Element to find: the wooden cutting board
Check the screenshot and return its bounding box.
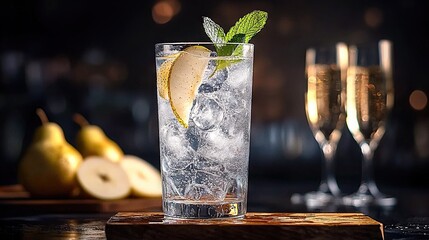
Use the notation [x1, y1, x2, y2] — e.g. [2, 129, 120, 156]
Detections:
[0, 185, 162, 215]
[105, 212, 384, 240]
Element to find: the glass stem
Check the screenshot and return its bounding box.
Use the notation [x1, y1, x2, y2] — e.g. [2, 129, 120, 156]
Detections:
[358, 142, 380, 196]
[318, 142, 341, 197]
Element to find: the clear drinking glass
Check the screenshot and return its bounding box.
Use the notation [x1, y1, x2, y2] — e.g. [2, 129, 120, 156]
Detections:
[293, 43, 348, 207]
[343, 40, 396, 207]
[155, 42, 254, 219]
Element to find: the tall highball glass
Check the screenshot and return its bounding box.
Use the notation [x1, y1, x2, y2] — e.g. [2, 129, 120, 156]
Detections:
[155, 43, 254, 219]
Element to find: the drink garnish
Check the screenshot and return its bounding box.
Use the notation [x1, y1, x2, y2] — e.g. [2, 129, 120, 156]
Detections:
[167, 46, 211, 128]
[203, 10, 268, 71]
[157, 53, 180, 100]
[157, 11, 267, 128]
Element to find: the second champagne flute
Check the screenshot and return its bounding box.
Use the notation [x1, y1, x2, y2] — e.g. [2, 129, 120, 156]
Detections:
[301, 43, 348, 207]
[343, 40, 396, 207]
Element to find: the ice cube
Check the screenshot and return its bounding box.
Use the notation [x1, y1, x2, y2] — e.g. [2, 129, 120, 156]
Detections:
[164, 168, 194, 198]
[184, 184, 212, 201]
[226, 176, 246, 199]
[183, 171, 228, 201]
[198, 128, 247, 168]
[217, 89, 247, 115]
[219, 113, 247, 137]
[185, 123, 201, 151]
[226, 61, 250, 89]
[199, 68, 228, 93]
[191, 95, 224, 131]
[160, 122, 195, 170]
[194, 156, 226, 173]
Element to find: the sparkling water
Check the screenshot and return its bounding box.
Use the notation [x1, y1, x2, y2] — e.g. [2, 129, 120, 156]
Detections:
[156, 45, 253, 219]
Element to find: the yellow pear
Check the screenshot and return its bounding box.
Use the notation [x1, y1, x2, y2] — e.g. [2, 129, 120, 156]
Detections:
[32, 121, 65, 144]
[18, 109, 83, 197]
[74, 114, 124, 163]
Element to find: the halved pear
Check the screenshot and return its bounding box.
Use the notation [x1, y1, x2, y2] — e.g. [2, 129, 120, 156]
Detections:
[157, 53, 179, 100]
[168, 46, 211, 128]
[77, 156, 131, 200]
[119, 155, 162, 198]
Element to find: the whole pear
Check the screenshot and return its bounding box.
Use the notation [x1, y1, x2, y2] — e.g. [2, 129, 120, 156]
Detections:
[74, 114, 124, 163]
[18, 109, 83, 197]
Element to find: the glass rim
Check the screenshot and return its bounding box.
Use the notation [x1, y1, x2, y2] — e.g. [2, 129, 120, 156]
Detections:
[155, 42, 254, 47]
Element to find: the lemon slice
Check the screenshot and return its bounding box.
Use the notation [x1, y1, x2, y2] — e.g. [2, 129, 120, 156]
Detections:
[168, 46, 211, 128]
[157, 53, 179, 100]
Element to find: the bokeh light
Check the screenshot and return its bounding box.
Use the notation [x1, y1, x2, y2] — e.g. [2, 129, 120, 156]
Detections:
[152, 0, 181, 24]
[277, 17, 294, 36]
[364, 7, 383, 28]
[409, 90, 428, 111]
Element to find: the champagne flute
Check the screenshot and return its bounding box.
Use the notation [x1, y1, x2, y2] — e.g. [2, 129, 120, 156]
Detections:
[294, 43, 348, 207]
[343, 40, 396, 207]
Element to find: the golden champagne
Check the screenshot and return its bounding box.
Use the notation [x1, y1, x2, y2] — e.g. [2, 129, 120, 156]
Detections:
[306, 64, 344, 140]
[346, 66, 392, 140]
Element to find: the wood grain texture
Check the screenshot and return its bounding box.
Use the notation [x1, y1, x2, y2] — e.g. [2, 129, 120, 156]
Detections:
[0, 185, 162, 215]
[105, 212, 384, 240]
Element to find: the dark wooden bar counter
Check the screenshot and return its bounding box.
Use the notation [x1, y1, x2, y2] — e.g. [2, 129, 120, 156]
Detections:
[1, 181, 428, 240]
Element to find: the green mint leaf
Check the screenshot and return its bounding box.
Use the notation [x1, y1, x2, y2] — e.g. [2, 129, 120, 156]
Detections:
[203, 11, 267, 77]
[203, 16, 226, 44]
[228, 33, 246, 43]
[208, 34, 245, 77]
[228, 34, 246, 57]
[217, 33, 245, 56]
[225, 10, 268, 43]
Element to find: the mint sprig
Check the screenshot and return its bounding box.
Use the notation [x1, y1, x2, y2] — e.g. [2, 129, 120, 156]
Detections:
[225, 10, 268, 43]
[203, 17, 226, 45]
[203, 10, 268, 72]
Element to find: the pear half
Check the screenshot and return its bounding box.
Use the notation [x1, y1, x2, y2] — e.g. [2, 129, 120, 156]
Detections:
[119, 155, 162, 198]
[77, 156, 131, 200]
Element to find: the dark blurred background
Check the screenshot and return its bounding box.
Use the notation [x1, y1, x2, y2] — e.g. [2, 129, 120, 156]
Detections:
[1, 0, 428, 193]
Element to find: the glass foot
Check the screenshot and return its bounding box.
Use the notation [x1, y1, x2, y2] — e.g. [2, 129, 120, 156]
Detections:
[374, 195, 397, 207]
[342, 192, 396, 207]
[291, 191, 340, 208]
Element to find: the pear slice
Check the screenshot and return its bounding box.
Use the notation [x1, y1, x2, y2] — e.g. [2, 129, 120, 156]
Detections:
[168, 46, 211, 128]
[77, 156, 131, 200]
[157, 53, 180, 100]
[119, 155, 162, 198]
